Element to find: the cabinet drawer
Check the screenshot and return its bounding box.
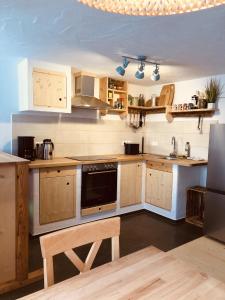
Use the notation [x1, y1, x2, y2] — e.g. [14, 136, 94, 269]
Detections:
[147, 161, 172, 173]
[81, 203, 116, 217]
[40, 167, 76, 178]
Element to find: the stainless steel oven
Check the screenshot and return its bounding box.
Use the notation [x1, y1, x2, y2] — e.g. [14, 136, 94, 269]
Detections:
[81, 162, 117, 209]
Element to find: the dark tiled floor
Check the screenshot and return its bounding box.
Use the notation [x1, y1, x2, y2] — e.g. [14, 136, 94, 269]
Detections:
[1, 210, 202, 300]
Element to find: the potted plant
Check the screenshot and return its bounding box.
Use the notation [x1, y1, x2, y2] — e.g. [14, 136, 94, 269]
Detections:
[205, 78, 223, 109]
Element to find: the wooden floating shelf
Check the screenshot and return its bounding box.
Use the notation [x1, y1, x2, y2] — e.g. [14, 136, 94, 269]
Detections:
[108, 89, 127, 94]
[128, 105, 166, 114]
[169, 108, 216, 117]
[108, 108, 127, 113]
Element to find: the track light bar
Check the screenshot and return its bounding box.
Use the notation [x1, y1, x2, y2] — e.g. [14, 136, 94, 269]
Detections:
[122, 55, 160, 66]
[116, 55, 161, 81]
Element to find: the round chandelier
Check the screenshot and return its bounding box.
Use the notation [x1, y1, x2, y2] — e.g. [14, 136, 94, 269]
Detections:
[78, 0, 225, 16]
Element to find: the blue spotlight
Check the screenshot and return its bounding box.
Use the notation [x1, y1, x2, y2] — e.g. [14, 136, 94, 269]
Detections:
[115, 57, 130, 76]
[151, 64, 160, 81]
[135, 61, 145, 80]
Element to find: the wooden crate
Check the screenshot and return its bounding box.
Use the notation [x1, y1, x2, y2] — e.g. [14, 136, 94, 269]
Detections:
[186, 186, 207, 228]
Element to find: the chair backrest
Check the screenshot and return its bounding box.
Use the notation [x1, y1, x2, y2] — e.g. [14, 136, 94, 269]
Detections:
[40, 217, 121, 288]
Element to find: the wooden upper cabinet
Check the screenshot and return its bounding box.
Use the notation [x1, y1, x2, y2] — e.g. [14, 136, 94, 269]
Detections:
[99, 77, 128, 113]
[120, 161, 142, 207]
[33, 69, 67, 109]
[39, 167, 76, 225]
[145, 167, 173, 211]
[18, 58, 72, 113]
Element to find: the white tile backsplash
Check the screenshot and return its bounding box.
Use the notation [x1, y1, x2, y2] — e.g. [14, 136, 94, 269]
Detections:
[145, 119, 217, 159]
[12, 114, 145, 157]
[12, 114, 215, 159]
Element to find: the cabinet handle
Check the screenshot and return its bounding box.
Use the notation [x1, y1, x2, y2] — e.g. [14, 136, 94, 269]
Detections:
[149, 173, 152, 176]
[99, 207, 102, 211]
[59, 98, 62, 101]
[67, 182, 70, 185]
[57, 170, 61, 173]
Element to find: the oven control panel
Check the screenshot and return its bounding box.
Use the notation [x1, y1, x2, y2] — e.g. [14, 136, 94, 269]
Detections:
[82, 162, 118, 173]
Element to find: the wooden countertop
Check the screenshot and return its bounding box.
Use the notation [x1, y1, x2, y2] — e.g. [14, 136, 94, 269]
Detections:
[28, 155, 144, 169]
[145, 154, 208, 167]
[28, 154, 207, 169]
[0, 152, 29, 164]
[19, 246, 225, 300]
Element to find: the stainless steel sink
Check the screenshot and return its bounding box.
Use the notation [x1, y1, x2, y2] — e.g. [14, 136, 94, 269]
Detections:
[164, 156, 177, 160]
[163, 155, 190, 160]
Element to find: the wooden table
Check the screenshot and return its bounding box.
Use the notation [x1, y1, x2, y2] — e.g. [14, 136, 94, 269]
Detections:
[19, 246, 225, 299]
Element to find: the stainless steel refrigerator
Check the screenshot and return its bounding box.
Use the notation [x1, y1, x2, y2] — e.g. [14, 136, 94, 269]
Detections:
[205, 124, 225, 242]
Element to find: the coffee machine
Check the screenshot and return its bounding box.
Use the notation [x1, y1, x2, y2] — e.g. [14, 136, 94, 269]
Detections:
[18, 136, 35, 160]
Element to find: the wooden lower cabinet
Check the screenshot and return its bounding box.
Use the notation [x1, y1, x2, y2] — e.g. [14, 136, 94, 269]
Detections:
[0, 165, 16, 284]
[120, 161, 142, 207]
[0, 161, 35, 295]
[145, 167, 173, 211]
[39, 168, 76, 225]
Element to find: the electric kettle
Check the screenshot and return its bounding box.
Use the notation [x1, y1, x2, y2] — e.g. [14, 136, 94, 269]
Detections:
[43, 139, 54, 160]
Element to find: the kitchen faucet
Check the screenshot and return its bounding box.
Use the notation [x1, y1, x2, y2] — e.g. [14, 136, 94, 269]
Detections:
[170, 136, 177, 157]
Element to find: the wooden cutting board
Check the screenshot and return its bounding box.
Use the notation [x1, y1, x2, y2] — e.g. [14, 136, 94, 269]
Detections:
[158, 84, 175, 106]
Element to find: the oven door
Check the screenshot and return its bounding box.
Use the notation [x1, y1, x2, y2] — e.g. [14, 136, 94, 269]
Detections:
[81, 169, 117, 208]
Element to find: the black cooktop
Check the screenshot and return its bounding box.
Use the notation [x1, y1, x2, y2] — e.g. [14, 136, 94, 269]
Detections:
[66, 155, 117, 161]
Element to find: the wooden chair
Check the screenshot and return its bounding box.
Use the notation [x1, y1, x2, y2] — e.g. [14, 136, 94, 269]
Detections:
[40, 217, 120, 288]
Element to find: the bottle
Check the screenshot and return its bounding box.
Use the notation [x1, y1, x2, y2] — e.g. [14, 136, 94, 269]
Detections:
[138, 94, 145, 106]
[185, 142, 191, 158]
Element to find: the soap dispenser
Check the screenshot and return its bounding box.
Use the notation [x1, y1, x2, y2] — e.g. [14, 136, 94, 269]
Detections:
[185, 142, 191, 158]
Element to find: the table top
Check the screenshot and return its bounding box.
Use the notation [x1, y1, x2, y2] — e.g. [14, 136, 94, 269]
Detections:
[18, 246, 225, 299]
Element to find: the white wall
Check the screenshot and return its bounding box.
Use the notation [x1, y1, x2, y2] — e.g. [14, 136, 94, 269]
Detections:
[11, 71, 225, 159]
[2, 55, 225, 159]
[143, 119, 217, 159]
[147, 74, 225, 122]
[12, 114, 145, 157]
[142, 74, 225, 158]
[128, 83, 152, 99]
[0, 57, 146, 154]
[0, 57, 20, 152]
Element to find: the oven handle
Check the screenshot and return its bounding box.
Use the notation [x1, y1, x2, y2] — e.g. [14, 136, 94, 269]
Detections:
[87, 170, 117, 175]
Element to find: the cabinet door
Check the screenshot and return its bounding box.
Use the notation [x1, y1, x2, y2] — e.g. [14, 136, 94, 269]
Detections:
[33, 69, 67, 109]
[48, 73, 67, 108]
[0, 165, 16, 284]
[120, 162, 142, 207]
[40, 174, 75, 225]
[33, 71, 49, 107]
[145, 168, 160, 205]
[161, 171, 173, 210]
[145, 168, 172, 211]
